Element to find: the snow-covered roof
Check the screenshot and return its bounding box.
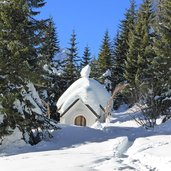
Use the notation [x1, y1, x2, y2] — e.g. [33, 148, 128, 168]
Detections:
[57, 65, 111, 116]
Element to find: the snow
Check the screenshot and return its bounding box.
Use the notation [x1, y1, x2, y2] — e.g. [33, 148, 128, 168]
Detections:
[0, 102, 4, 123]
[21, 82, 44, 115]
[154, 95, 160, 100]
[1, 105, 171, 171]
[43, 64, 60, 75]
[0, 128, 27, 153]
[57, 65, 111, 115]
[55, 48, 69, 61]
[1, 82, 45, 125]
[80, 65, 91, 78]
[103, 69, 112, 92]
[102, 69, 111, 77]
[125, 135, 171, 171]
[0, 1, 8, 4]
[0, 115, 3, 123]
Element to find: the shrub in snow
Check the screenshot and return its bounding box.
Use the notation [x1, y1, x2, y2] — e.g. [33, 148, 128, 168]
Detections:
[130, 98, 171, 129]
[135, 104, 158, 128]
[129, 81, 171, 128]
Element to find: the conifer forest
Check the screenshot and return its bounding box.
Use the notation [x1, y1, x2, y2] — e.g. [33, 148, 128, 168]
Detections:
[0, 0, 171, 145]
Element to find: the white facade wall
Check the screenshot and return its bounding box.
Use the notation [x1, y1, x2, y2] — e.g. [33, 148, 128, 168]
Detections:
[60, 100, 98, 127]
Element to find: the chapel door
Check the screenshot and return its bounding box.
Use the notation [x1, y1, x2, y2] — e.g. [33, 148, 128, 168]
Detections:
[74, 115, 86, 126]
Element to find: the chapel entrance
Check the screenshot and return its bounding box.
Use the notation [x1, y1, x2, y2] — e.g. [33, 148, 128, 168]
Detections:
[74, 115, 86, 126]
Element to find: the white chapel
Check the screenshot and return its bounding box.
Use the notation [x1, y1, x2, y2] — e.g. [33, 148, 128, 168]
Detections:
[56, 65, 111, 127]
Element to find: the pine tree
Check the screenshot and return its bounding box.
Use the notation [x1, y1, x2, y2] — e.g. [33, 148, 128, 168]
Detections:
[98, 30, 112, 74]
[81, 45, 91, 68]
[63, 30, 79, 87]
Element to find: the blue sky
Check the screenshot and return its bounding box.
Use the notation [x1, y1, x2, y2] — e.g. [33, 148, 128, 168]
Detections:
[39, 0, 143, 57]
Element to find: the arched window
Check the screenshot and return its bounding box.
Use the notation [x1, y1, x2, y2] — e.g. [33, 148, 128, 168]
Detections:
[74, 115, 86, 126]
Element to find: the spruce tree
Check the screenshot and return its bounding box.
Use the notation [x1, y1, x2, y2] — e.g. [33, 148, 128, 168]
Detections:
[113, 0, 136, 87]
[136, 0, 155, 84]
[0, 0, 57, 144]
[90, 56, 101, 80]
[63, 30, 79, 87]
[151, 0, 171, 117]
[153, 0, 171, 86]
[42, 17, 60, 62]
[112, 33, 123, 87]
[81, 45, 91, 68]
[124, 0, 155, 100]
[39, 17, 61, 121]
[98, 30, 112, 74]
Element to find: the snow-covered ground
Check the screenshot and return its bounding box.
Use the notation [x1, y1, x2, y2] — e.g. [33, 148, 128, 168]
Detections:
[0, 106, 171, 171]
